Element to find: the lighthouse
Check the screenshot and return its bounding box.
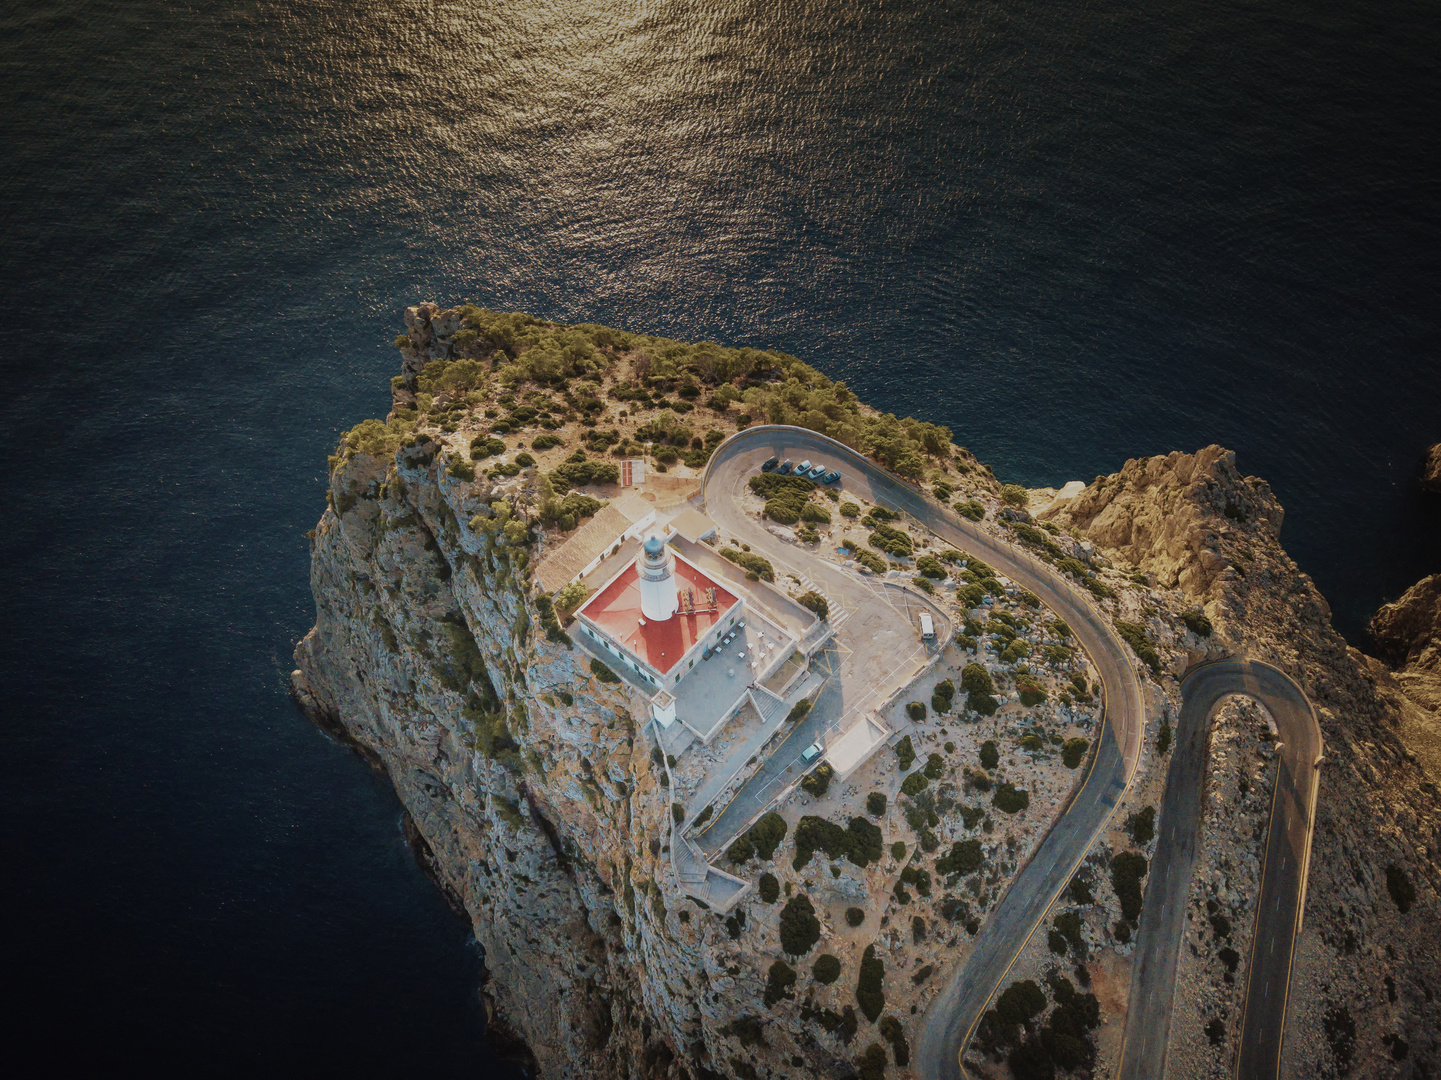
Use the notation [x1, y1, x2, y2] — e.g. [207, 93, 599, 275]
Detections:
[637, 535, 679, 621]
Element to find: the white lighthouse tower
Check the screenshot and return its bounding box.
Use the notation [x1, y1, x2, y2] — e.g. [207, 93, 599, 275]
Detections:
[638, 535, 679, 621]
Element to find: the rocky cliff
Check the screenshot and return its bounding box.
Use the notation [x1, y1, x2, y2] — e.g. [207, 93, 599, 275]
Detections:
[1044, 448, 1441, 1076]
[295, 305, 1440, 1079]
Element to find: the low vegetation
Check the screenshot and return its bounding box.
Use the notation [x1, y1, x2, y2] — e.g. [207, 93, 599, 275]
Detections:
[719, 546, 775, 582]
[793, 815, 884, 870]
[1114, 619, 1162, 674]
[779, 894, 822, 955]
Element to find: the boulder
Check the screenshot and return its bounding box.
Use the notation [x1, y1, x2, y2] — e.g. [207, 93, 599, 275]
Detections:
[1422, 443, 1441, 494]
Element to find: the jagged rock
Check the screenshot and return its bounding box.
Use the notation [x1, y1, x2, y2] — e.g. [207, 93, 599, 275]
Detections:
[1371, 574, 1441, 674]
[1423, 443, 1441, 494]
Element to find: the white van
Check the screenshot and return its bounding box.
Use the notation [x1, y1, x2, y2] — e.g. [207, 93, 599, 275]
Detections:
[919, 613, 935, 640]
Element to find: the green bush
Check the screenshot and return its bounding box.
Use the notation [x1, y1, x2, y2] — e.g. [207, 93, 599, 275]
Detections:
[590, 658, 621, 684]
[779, 895, 822, 955]
[726, 833, 754, 864]
[890, 840, 906, 860]
[813, 954, 842, 985]
[800, 762, 833, 797]
[800, 502, 831, 524]
[992, 782, 1030, 814]
[880, 1013, 911, 1066]
[554, 580, 589, 612]
[869, 522, 914, 558]
[956, 499, 986, 522]
[745, 812, 789, 861]
[787, 696, 813, 722]
[1051, 618, 1071, 638]
[1000, 484, 1028, 507]
[846, 906, 866, 927]
[856, 945, 886, 1022]
[1018, 734, 1044, 752]
[793, 815, 884, 869]
[764, 960, 797, 1007]
[923, 753, 945, 780]
[531, 433, 564, 450]
[1111, 851, 1149, 924]
[962, 663, 995, 696]
[717, 547, 774, 583]
[906, 701, 927, 722]
[1127, 805, 1156, 846]
[1182, 610, 1213, 637]
[900, 771, 929, 797]
[866, 792, 887, 817]
[1016, 675, 1047, 706]
[956, 583, 985, 608]
[1061, 738, 1089, 769]
[854, 549, 887, 574]
[1114, 620, 1161, 674]
[1045, 643, 1074, 664]
[1069, 875, 1094, 904]
[840, 501, 861, 518]
[979, 740, 1000, 770]
[470, 435, 508, 459]
[912, 575, 936, 594]
[758, 872, 780, 903]
[1386, 864, 1416, 914]
[1054, 911, 1084, 954]
[514, 451, 535, 467]
[935, 839, 983, 876]
[895, 735, 916, 771]
[857, 1043, 888, 1080]
[797, 591, 829, 621]
[549, 455, 620, 490]
[916, 554, 947, 579]
[1157, 719, 1172, 754]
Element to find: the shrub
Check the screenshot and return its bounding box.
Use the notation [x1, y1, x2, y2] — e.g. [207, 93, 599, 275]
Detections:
[923, 753, 945, 780]
[1051, 617, 1071, 638]
[764, 960, 797, 1007]
[1182, 610, 1213, 637]
[1069, 875, 1094, 904]
[916, 554, 947, 579]
[1046, 644, 1074, 664]
[1016, 676, 1047, 706]
[1127, 805, 1156, 846]
[912, 575, 936, 594]
[1054, 911, 1084, 954]
[470, 435, 508, 459]
[856, 945, 886, 1022]
[758, 872, 780, 903]
[590, 658, 621, 684]
[866, 792, 887, 817]
[550, 456, 620, 490]
[779, 895, 822, 955]
[936, 839, 983, 876]
[846, 906, 866, 927]
[895, 735, 916, 771]
[1000, 484, 1028, 507]
[746, 812, 789, 861]
[793, 815, 884, 869]
[979, 740, 1000, 770]
[1114, 620, 1161, 674]
[880, 1014, 911, 1066]
[1386, 864, 1416, 913]
[800, 502, 831, 524]
[514, 451, 535, 467]
[726, 834, 754, 864]
[787, 696, 813, 722]
[869, 522, 914, 557]
[956, 499, 986, 521]
[854, 549, 887, 574]
[1061, 738, 1089, 769]
[962, 663, 995, 697]
[891, 840, 906, 860]
[968, 770, 993, 793]
[1018, 734, 1044, 753]
[1111, 851, 1149, 924]
[813, 954, 842, 985]
[906, 701, 927, 722]
[912, 964, 934, 985]
[797, 591, 829, 621]
[531, 433, 564, 450]
[900, 771, 929, 797]
[718, 547, 775, 582]
[992, 782, 1030, 814]
[800, 762, 833, 797]
[839, 501, 860, 518]
[857, 1043, 888, 1080]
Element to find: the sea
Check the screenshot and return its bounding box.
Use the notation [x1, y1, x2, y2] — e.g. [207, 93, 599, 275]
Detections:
[1, 0, 1437, 1072]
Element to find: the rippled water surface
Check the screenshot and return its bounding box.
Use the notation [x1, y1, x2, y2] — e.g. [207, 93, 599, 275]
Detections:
[2, 0, 1437, 1069]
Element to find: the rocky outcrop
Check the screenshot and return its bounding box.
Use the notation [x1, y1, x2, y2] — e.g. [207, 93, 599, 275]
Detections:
[1422, 443, 1441, 494]
[1372, 574, 1441, 676]
[1038, 445, 1283, 601]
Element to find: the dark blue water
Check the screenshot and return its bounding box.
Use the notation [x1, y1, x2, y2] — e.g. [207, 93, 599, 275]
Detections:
[2, 0, 1437, 1069]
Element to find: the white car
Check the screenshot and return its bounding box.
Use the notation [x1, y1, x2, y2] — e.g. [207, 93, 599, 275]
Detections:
[801, 740, 824, 762]
[797, 459, 813, 474]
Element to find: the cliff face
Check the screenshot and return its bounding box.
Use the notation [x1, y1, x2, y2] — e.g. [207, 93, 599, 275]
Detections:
[293, 443, 694, 1080]
[1045, 450, 1441, 1076]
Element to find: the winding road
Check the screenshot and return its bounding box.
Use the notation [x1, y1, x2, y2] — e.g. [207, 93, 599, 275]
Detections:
[700, 426, 1321, 1080]
[1119, 659, 1322, 1080]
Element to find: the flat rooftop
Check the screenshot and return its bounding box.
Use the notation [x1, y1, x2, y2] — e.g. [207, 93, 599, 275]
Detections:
[579, 552, 739, 675]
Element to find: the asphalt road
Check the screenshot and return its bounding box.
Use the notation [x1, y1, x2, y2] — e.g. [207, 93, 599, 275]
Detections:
[699, 426, 1148, 1080]
[1118, 659, 1322, 1080]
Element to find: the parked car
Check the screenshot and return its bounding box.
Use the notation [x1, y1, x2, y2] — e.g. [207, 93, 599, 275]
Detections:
[760, 457, 779, 472]
[797, 460, 813, 474]
[822, 470, 841, 484]
[777, 460, 794, 474]
[806, 464, 827, 479]
[801, 740, 824, 762]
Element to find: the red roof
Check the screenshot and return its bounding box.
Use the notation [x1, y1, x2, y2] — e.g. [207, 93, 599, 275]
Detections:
[580, 554, 738, 675]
